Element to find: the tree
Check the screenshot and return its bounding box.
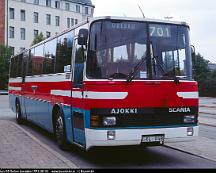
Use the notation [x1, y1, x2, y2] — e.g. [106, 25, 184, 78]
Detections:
[32, 32, 45, 46]
[192, 53, 216, 97]
[0, 45, 12, 89]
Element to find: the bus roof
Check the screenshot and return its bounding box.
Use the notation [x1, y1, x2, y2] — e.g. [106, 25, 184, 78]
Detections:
[12, 16, 189, 57]
[89, 16, 189, 27]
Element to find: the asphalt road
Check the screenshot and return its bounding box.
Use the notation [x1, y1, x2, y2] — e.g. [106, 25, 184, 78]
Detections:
[1, 95, 216, 168]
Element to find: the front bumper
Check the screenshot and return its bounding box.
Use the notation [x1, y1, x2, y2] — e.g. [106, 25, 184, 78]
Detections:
[85, 126, 199, 150]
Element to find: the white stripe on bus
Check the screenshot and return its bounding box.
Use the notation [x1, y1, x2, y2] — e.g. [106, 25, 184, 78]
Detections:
[51, 90, 128, 100]
[8, 86, 22, 91]
[177, 92, 199, 99]
[9, 74, 70, 83]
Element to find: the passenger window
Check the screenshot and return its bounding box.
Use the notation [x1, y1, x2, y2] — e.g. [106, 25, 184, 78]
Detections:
[55, 32, 73, 73]
[10, 56, 17, 78]
[43, 38, 56, 74]
[32, 44, 44, 75]
[17, 54, 23, 77]
[10, 55, 23, 78]
[27, 49, 33, 76]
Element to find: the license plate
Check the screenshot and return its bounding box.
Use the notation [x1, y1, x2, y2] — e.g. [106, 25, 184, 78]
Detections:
[142, 134, 164, 143]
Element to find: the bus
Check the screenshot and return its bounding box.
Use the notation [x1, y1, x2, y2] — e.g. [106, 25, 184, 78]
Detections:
[8, 16, 199, 150]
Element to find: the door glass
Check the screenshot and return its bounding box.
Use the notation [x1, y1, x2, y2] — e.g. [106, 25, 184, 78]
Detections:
[74, 40, 84, 87]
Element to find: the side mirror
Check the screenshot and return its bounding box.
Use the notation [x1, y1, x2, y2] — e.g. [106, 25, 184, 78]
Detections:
[78, 29, 88, 46]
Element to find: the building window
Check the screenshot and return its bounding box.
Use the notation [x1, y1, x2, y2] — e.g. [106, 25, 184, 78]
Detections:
[67, 18, 74, 28]
[55, 16, 60, 26]
[67, 18, 70, 28]
[20, 47, 25, 52]
[46, 0, 51, 7]
[85, 7, 88, 15]
[71, 18, 74, 26]
[20, 10, 25, 21]
[9, 47, 15, 55]
[75, 19, 78, 25]
[20, 28, 26, 40]
[46, 31, 51, 38]
[9, 8, 15, 19]
[33, 12, 39, 23]
[76, 5, 80, 13]
[34, 0, 39, 5]
[91, 8, 94, 16]
[55, 1, 60, 9]
[46, 14, 51, 25]
[9, 26, 15, 38]
[65, 3, 70, 11]
[34, 29, 39, 38]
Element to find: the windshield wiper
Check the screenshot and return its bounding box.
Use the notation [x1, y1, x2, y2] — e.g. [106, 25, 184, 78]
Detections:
[153, 56, 166, 74]
[126, 56, 147, 83]
[155, 58, 180, 84]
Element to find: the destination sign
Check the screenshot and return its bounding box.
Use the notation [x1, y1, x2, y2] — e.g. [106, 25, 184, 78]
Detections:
[111, 23, 136, 30]
[149, 24, 171, 38]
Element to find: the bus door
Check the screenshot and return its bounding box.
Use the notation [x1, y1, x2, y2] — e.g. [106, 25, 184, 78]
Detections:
[71, 38, 86, 147]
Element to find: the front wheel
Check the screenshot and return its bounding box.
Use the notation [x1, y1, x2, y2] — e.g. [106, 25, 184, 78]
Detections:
[55, 109, 68, 150]
[15, 101, 24, 124]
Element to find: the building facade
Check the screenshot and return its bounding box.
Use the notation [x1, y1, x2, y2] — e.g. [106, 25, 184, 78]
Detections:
[0, 0, 94, 55]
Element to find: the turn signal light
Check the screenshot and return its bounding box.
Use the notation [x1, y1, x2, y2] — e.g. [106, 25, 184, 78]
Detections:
[91, 115, 99, 127]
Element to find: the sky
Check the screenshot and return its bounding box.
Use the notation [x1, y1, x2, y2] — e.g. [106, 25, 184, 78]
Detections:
[91, 0, 216, 63]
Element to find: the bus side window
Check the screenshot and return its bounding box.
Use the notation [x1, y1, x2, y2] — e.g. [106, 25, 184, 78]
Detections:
[10, 57, 17, 78]
[32, 44, 45, 76]
[17, 54, 23, 77]
[43, 38, 56, 74]
[21, 52, 28, 83]
[55, 32, 73, 73]
[73, 40, 84, 87]
[27, 49, 33, 76]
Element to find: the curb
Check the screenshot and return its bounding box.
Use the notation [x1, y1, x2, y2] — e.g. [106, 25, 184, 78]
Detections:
[13, 121, 78, 169]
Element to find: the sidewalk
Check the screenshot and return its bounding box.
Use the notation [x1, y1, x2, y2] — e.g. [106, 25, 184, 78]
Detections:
[0, 120, 77, 169]
[165, 99, 216, 163]
[165, 137, 216, 162]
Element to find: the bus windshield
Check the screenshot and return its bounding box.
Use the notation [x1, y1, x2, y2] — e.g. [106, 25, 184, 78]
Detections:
[87, 20, 192, 80]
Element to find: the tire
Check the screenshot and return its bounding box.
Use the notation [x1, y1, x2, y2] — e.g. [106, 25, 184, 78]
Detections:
[55, 109, 68, 150]
[15, 101, 24, 124]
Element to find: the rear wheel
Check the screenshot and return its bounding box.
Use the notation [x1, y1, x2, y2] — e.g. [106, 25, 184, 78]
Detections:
[15, 101, 24, 124]
[55, 109, 68, 150]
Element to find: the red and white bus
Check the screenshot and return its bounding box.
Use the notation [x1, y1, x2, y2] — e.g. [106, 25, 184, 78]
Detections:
[8, 16, 199, 150]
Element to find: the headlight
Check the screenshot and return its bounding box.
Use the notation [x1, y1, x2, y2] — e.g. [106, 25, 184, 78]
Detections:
[103, 117, 116, 126]
[184, 115, 196, 123]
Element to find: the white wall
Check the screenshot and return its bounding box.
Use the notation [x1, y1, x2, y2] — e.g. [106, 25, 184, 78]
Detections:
[7, 0, 94, 55]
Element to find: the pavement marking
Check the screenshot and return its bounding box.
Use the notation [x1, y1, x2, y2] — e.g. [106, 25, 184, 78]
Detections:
[12, 121, 78, 169]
